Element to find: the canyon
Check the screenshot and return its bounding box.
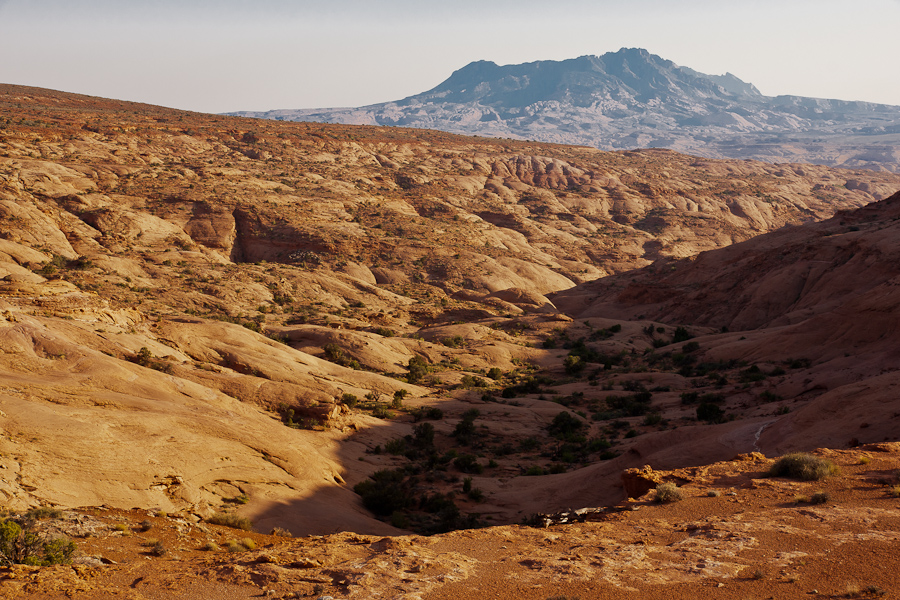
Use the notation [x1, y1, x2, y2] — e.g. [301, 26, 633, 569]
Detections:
[0, 83, 898, 598]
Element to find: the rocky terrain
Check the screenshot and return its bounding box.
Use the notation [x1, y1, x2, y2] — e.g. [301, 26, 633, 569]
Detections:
[0, 83, 898, 598]
[233, 48, 900, 173]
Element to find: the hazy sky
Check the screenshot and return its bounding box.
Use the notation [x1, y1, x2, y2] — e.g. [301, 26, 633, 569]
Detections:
[1, 0, 898, 114]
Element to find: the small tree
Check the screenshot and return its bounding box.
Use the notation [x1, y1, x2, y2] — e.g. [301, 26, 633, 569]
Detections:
[407, 356, 428, 384]
[0, 519, 76, 566]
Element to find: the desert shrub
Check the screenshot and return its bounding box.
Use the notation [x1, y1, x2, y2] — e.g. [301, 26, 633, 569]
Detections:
[24, 507, 62, 521]
[788, 358, 811, 369]
[340, 393, 358, 408]
[467, 487, 485, 502]
[768, 453, 839, 481]
[384, 438, 407, 455]
[697, 402, 725, 423]
[758, 390, 781, 403]
[680, 391, 699, 405]
[809, 491, 830, 504]
[563, 354, 585, 375]
[149, 540, 167, 556]
[587, 438, 612, 453]
[135, 347, 153, 367]
[673, 327, 692, 343]
[0, 519, 76, 566]
[453, 454, 483, 474]
[138, 520, 153, 532]
[206, 513, 253, 531]
[501, 376, 552, 398]
[354, 469, 411, 516]
[412, 422, 435, 448]
[486, 367, 503, 381]
[605, 391, 652, 417]
[391, 389, 408, 409]
[224, 493, 250, 505]
[201, 542, 221, 551]
[548, 411, 585, 439]
[442, 335, 466, 348]
[323, 343, 347, 365]
[452, 409, 480, 444]
[740, 365, 767, 382]
[371, 405, 394, 419]
[520, 437, 540, 451]
[410, 406, 443, 421]
[242, 320, 262, 333]
[643, 413, 663, 426]
[654, 482, 683, 503]
[240, 537, 256, 550]
[372, 327, 394, 337]
[459, 375, 488, 389]
[406, 356, 428, 383]
[270, 527, 292, 537]
[524, 466, 545, 476]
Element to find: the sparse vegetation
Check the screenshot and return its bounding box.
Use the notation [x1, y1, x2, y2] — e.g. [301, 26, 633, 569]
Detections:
[653, 482, 683, 503]
[206, 512, 253, 531]
[0, 517, 76, 566]
[768, 453, 839, 481]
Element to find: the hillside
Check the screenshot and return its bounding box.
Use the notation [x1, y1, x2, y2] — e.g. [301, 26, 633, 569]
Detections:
[233, 48, 900, 173]
[0, 83, 899, 598]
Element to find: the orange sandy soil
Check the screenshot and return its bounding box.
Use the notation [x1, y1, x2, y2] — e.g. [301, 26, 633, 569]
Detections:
[3, 445, 897, 600]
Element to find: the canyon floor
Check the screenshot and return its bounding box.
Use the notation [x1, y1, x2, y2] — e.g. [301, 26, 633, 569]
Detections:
[0, 84, 898, 598]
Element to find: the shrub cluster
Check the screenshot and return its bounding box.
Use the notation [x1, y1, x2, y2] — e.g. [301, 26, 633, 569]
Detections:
[0, 518, 76, 567]
[768, 453, 839, 481]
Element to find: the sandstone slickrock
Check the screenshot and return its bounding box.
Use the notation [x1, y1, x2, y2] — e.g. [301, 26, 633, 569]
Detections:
[0, 85, 898, 596]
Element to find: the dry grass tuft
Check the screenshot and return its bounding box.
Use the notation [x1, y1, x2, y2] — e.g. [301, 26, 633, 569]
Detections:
[768, 453, 839, 481]
[654, 482, 683, 503]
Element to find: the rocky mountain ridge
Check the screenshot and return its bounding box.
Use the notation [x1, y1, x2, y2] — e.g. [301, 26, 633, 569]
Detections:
[232, 48, 900, 172]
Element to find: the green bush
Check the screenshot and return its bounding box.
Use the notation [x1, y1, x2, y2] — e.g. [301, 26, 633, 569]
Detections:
[354, 469, 411, 516]
[563, 354, 585, 375]
[768, 453, 839, 481]
[548, 411, 585, 439]
[0, 519, 76, 566]
[406, 356, 428, 383]
[697, 402, 724, 423]
[452, 409, 480, 445]
[453, 454, 483, 474]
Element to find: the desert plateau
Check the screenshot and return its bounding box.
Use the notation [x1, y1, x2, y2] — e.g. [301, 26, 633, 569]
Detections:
[0, 83, 898, 599]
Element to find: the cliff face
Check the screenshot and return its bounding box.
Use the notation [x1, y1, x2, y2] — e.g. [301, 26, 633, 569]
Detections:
[231, 48, 900, 172]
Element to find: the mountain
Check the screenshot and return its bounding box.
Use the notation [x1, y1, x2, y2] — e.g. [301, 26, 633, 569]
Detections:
[231, 48, 900, 172]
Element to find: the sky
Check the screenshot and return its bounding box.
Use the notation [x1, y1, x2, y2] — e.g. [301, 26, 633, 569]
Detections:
[0, 0, 898, 114]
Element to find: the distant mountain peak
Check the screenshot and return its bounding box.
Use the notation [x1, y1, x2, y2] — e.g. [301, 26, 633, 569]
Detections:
[229, 49, 900, 172]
